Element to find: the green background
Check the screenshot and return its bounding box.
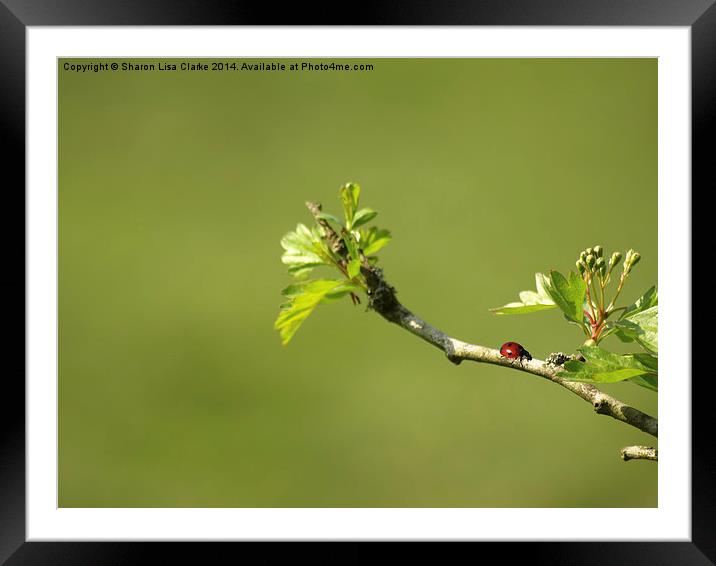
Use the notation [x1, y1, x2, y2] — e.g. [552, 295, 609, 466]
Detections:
[59, 58, 657, 507]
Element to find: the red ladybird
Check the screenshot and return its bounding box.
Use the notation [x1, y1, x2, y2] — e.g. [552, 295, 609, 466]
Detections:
[500, 342, 532, 362]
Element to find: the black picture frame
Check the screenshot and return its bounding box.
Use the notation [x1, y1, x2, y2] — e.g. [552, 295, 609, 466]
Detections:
[2, 1, 706, 564]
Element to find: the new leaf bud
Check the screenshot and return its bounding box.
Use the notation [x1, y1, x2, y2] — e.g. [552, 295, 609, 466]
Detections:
[593, 245, 603, 258]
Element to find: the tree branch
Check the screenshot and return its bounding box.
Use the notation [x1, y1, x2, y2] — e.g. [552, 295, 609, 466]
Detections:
[362, 265, 659, 439]
[621, 446, 658, 461]
[303, 200, 658, 444]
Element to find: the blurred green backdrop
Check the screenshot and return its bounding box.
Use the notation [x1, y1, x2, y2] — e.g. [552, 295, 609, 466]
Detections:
[59, 58, 657, 507]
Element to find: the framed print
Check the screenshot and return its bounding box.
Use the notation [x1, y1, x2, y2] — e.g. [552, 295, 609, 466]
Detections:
[3, 1, 709, 564]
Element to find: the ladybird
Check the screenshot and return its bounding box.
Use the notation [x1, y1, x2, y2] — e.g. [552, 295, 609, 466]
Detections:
[500, 342, 532, 362]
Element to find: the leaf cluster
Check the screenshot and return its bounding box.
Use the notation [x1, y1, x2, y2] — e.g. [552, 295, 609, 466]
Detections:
[275, 183, 391, 344]
[561, 345, 658, 392]
[490, 270, 587, 325]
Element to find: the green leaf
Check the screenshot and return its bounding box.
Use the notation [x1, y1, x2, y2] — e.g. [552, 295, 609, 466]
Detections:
[609, 287, 658, 342]
[489, 273, 557, 315]
[518, 290, 543, 303]
[570, 367, 648, 382]
[340, 183, 361, 227]
[360, 227, 391, 256]
[343, 231, 360, 260]
[274, 279, 359, 345]
[280, 223, 332, 278]
[347, 258, 361, 278]
[490, 302, 557, 315]
[622, 286, 658, 318]
[280, 283, 307, 298]
[547, 270, 587, 323]
[561, 345, 655, 386]
[351, 208, 377, 229]
[613, 306, 658, 353]
[324, 283, 362, 301]
[535, 272, 552, 298]
[287, 263, 324, 279]
[626, 306, 658, 353]
[633, 352, 658, 371]
[629, 374, 658, 392]
[611, 319, 640, 343]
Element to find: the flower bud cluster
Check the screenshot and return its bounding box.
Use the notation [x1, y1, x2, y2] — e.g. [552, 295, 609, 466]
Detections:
[571, 245, 644, 344]
[577, 246, 639, 282]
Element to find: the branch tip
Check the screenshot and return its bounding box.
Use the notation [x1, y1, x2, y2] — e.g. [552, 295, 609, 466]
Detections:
[620, 446, 658, 462]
